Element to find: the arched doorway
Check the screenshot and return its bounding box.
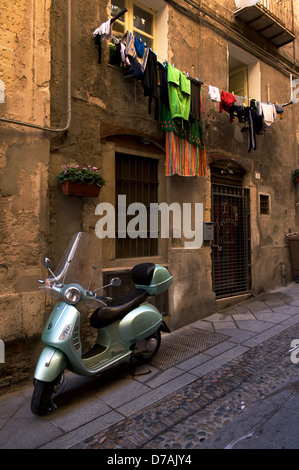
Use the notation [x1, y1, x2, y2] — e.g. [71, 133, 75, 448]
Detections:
[210, 160, 251, 299]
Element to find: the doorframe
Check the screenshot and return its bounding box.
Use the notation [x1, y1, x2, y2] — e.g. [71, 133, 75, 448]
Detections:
[210, 160, 251, 299]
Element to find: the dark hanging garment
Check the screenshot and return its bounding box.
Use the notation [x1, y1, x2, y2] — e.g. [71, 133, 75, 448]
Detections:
[94, 34, 102, 64]
[187, 77, 204, 146]
[188, 78, 203, 122]
[245, 108, 256, 152]
[123, 56, 144, 79]
[158, 62, 170, 109]
[141, 50, 159, 119]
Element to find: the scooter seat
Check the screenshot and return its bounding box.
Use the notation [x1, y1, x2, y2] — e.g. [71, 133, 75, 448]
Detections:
[90, 288, 149, 329]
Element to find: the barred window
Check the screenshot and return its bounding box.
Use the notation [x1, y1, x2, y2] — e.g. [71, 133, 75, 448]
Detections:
[115, 153, 159, 258]
[260, 194, 270, 215]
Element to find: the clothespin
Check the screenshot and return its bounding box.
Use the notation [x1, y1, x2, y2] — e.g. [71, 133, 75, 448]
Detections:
[172, 63, 174, 68]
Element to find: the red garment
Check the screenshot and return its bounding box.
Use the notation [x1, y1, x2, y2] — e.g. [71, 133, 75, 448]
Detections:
[219, 91, 236, 113]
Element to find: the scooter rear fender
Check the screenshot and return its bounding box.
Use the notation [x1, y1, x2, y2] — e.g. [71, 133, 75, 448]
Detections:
[34, 346, 67, 382]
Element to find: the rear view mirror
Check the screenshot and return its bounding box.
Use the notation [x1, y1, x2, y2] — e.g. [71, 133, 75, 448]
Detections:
[43, 257, 51, 269]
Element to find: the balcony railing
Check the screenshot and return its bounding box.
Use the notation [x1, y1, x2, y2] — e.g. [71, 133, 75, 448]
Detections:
[234, 0, 295, 47]
[259, 0, 294, 32]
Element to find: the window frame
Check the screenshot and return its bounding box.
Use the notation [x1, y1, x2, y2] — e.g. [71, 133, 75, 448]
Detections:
[111, 0, 156, 50]
[228, 43, 261, 104]
[259, 193, 271, 216]
[115, 152, 159, 259]
[100, 142, 167, 269]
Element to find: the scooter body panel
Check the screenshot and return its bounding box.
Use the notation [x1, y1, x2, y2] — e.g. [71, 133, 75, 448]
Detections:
[34, 346, 68, 382]
[73, 304, 162, 376]
[119, 302, 162, 342]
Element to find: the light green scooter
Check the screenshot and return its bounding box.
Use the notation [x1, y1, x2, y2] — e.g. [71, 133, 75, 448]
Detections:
[31, 232, 172, 415]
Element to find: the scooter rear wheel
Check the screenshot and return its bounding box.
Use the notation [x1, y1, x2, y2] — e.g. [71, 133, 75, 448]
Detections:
[138, 329, 161, 361]
[31, 379, 58, 416]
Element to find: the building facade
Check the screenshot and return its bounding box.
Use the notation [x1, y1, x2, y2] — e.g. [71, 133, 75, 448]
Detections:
[0, 0, 298, 391]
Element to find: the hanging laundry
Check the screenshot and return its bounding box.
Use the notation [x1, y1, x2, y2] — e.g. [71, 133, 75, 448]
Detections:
[246, 108, 256, 152]
[141, 49, 159, 119]
[93, 20, 112, 38]
[259, 102, 277, 127]
[275, 103, 284, 119]
[160, 102, 205, 149]
[219, 91, 237, 119]
[93, 20, 112, 64]
[165, 131, 207, 177]
[234, 94, 244, 106]
[208, 86, 221, 102]
[188, 77, 204, 145]
[250, 100, 263, 135]
[158, 62, 170, 109]
[168, 65, 191, 121]
[189, 77, 203, 122]
[122, 31, 149, 75]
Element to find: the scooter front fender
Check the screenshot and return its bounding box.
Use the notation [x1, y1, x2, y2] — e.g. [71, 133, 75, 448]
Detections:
[34, 346, 67, 382]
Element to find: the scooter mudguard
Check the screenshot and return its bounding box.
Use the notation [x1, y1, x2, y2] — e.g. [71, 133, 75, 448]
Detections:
[34, 346, 67, 382]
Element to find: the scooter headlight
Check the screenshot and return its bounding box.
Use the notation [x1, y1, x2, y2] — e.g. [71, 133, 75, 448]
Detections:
[63, 286, 81, 304]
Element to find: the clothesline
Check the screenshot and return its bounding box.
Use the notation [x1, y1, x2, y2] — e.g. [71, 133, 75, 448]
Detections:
[155, 60, 284, 116]
[93, 20, 285, 172]
[93, 14, 286, 111]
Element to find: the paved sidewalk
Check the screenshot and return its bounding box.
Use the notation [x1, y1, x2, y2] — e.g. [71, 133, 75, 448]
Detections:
[0, 282, 299, 449]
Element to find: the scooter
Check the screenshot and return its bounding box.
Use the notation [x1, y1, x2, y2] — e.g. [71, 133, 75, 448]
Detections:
[31, 232, 172, 415]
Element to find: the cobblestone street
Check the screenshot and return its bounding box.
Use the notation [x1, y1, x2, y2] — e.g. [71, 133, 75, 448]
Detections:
[78, 321, 299, 450]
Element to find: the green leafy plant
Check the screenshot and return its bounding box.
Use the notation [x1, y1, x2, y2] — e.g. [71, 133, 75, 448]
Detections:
[56, 165, 106, 187]
[292, 168, 299, 179]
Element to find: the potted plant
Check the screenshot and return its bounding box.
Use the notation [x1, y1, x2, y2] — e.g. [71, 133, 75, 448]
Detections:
[292, 168, 299, 183]
[56, 164, 106, 196]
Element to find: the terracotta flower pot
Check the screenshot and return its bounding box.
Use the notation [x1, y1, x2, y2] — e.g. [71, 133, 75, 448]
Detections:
[61, 181, 101, 197]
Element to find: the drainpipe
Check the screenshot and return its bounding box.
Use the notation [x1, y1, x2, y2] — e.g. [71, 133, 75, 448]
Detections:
[0, 0, 71, 133]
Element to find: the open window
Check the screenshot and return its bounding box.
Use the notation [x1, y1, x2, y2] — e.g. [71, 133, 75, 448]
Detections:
[110, 0, 168, 63]
[111, 0, 155, 48]
[228, 43, 261, 105]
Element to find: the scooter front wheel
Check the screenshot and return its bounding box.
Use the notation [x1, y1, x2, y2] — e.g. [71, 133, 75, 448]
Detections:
[31, 378, 60, 416]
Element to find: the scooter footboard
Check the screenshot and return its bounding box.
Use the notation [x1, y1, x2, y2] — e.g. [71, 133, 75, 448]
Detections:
[34, 346, 67, 382]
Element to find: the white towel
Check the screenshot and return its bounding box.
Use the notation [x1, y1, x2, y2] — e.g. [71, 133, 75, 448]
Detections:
[93, 20, 111, 38]
[260, 103, 276, 126]
[208, 86, 221, 102]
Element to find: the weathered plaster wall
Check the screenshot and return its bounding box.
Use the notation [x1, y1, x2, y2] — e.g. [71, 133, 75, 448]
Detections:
[0, 0, 51, 390]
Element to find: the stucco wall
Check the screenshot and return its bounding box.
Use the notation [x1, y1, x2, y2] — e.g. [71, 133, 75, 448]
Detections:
[0, 0, 51, 389]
